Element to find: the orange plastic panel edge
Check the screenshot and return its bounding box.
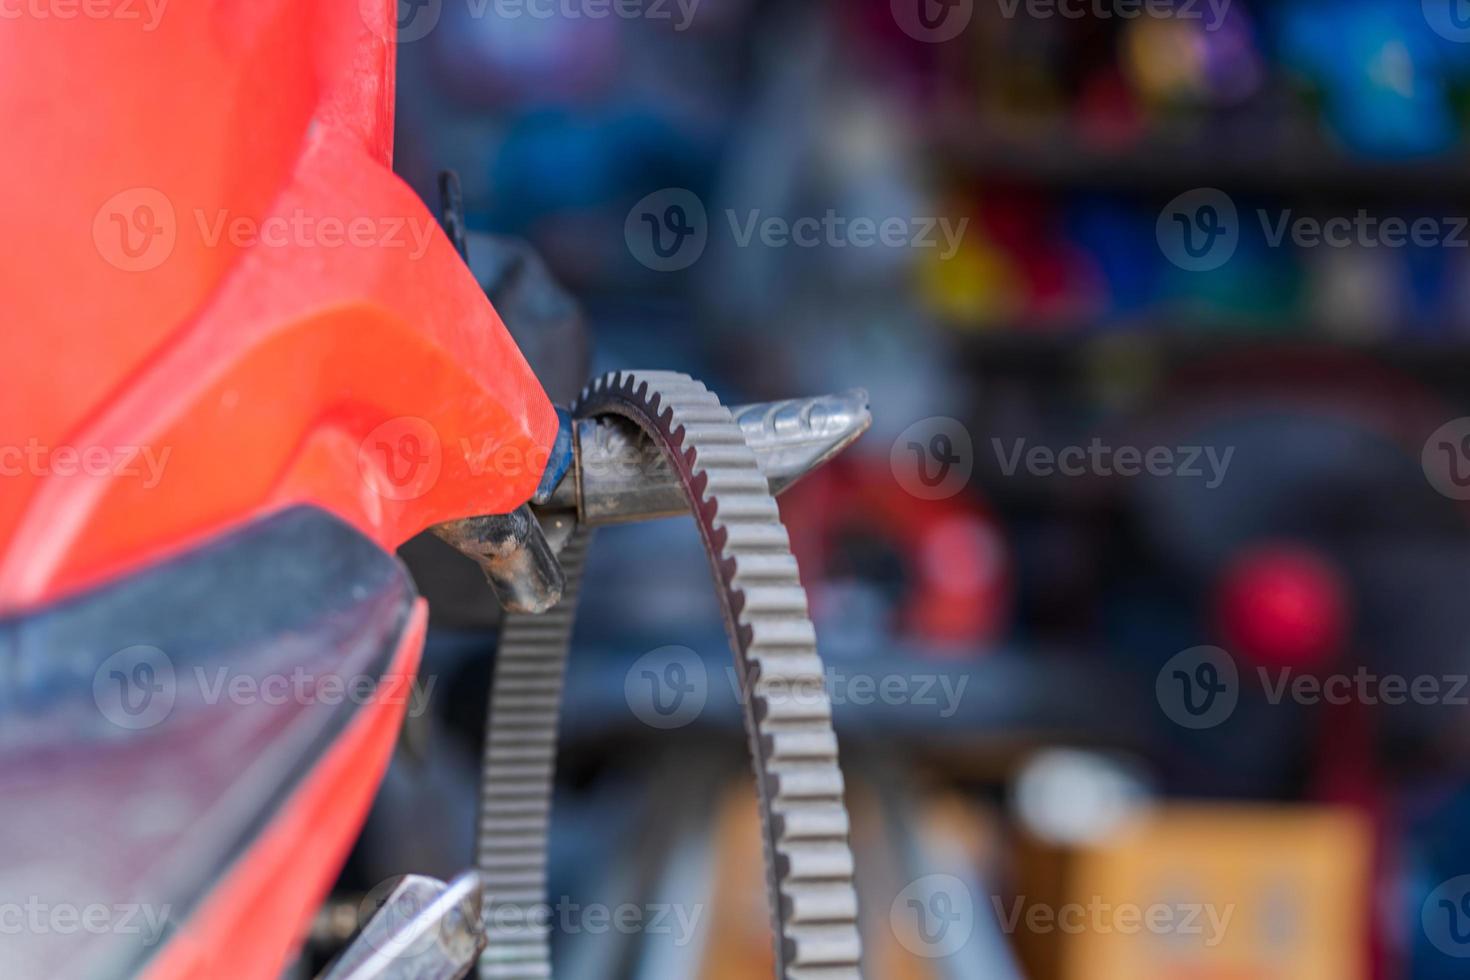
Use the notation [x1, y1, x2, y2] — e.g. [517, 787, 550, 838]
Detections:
[138, 599, 430, 980]
[0, 0, 557, 611]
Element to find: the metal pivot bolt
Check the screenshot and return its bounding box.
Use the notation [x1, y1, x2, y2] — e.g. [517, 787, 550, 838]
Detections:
[431, 507, 566, 615]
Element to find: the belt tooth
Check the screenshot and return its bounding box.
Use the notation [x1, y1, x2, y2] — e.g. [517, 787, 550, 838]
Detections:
[482, 763, 554, 781]
[771, 802, 851, 840]
[478, 832, 548, 851]
[755, 690, 833, 725]
[477, 869, 544, 889]
[748, 651, 825, 678]
[493, 676, 566, 693]
[479, 797, 551, 815]
[479, 962, 552, 979]
[485, 710, 560, 729]
[720, 521, 793, 552]
[485, 746, 556, 764]
[755, 677, 830, 712]
[766, 762, 846, 800]
[677, 423, 749, 445]
[739, 585, 810, 615]
[701, 470, 771, 496]
[713, 494, 782, 522]
[486, 693, 561, 710]
[731, 552, 802, 581]
[782, 881, 860, 923]
[480, 816, 548, 833]
[775, 841, 855, 880]
[690, 444, 757, 468]
[782, 923, 864, 968]
[763, 729, 839, 760]
[745, 617, 817, 648]
[673, 405, 734, 422]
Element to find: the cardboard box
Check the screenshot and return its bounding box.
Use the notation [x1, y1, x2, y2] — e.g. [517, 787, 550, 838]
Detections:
[1011, 805, 1371, 980]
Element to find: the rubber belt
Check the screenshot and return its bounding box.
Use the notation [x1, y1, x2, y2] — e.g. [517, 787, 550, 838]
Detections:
[476, 370, 863, 979]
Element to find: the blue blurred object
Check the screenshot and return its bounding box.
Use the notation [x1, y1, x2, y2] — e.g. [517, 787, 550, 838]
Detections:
[1403, 236, 1457, 336]
[1067, 197, 1161, 320]
[1154, 216, 1301, 327]
[1276, 0, 1459, 156]
[1403, 785, 1470, 978]
[430, 0, 622, 105]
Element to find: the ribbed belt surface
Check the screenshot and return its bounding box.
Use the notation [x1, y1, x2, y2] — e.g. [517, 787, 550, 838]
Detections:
[477, 371, 862, 979]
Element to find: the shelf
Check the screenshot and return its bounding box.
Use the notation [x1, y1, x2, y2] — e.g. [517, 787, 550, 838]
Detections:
[933, 124, 1470, 199]
[950, 324, 1470, 372]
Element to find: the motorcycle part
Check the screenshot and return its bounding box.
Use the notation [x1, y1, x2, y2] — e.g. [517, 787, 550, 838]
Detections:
[318, 872, 486, 980]
[439, 391, 869, 620]
[554, 390, 872, 524]
[1, 5, 556, 978]
[0, 506, 426, 980]
[432, 509, 567, 615]
[0, 1, 558, 611]
[477, 372, 865, 979]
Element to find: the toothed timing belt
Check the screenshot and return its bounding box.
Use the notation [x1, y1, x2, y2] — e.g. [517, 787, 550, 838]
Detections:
[475, 370, 863, 980]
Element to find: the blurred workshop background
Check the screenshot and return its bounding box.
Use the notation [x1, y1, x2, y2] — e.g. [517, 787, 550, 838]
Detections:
[312, 1, 1470, 977]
